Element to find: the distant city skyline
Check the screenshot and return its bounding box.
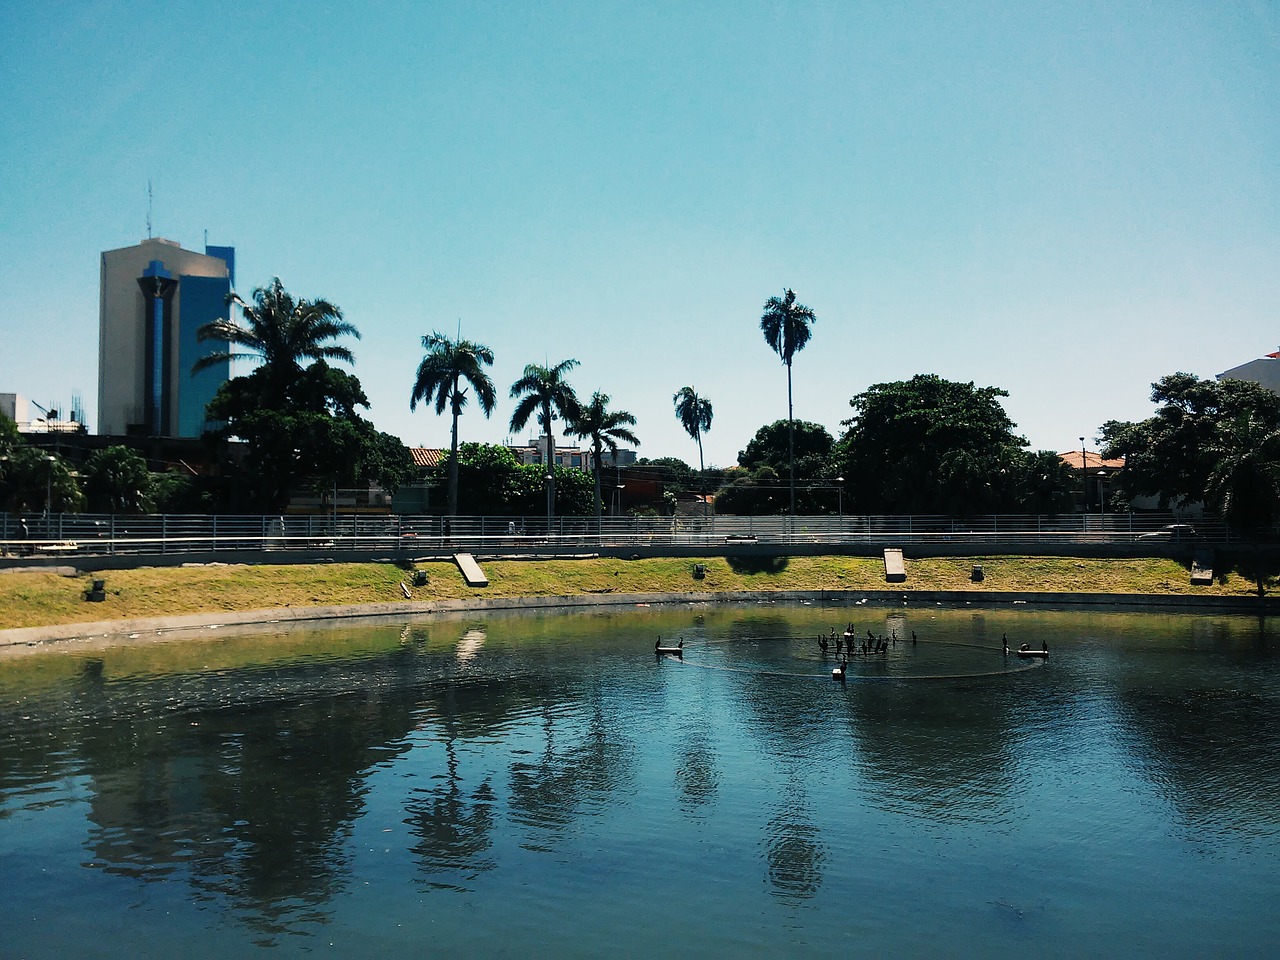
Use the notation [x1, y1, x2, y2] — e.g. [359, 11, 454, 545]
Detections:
[1, 2, 1276, 467]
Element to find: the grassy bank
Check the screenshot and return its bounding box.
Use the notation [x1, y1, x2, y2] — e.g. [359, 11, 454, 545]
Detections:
[0, 554, 1258, 631]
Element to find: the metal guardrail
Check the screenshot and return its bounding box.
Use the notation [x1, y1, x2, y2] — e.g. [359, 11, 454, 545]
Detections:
[0, 512, 1231, 558]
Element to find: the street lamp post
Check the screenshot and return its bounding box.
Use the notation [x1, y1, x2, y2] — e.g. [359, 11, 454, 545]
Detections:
[836, 476, 844, 522]
[1079, 437, 1087, 511]
[545, 473, 554, 532]
[44, 455, 56, 517]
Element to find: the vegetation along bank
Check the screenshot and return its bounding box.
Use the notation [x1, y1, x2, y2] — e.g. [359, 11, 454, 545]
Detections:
[0, 555, 1270, 636]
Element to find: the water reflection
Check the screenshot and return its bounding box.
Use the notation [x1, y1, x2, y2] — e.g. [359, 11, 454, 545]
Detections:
[1102, 625, 1280, 840]
[763, 803, 825, 905]
[508, 695, 633, 849]
[674, 728, 718, 812]
[79, 671, 419, 933]
[842, 678, 1023, 825]
[405, 739, 497, 891]
[2, 605, 1280, 955]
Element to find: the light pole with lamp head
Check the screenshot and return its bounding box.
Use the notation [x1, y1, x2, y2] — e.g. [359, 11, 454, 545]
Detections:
[44, 455, 56, 517]
[545, 473, 554, 532]
[1079, 437, 1087, 511]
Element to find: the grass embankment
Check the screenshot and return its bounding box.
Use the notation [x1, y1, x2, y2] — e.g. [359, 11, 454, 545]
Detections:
[0, 554, 1254, 632]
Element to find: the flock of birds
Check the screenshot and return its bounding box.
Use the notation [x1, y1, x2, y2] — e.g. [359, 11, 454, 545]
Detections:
[657, 623, 1047, 679]
[824, 625, 916, 681]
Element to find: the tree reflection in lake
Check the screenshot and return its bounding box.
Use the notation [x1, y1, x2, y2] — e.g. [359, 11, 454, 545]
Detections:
[1100, 617, 1280, 841]
[78, 656, 422, 936]
[507, 692, 633, 850]
[4, 604, 1280, 958]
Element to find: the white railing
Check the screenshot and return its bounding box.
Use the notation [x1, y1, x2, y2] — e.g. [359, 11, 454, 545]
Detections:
[0, 512, 1231, 558]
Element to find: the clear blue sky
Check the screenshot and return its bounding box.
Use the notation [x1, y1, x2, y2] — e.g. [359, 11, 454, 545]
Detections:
[2, 1, 1276, 468]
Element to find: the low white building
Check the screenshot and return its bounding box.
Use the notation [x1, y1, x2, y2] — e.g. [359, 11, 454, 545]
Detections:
[1217, 349, 1280, 393]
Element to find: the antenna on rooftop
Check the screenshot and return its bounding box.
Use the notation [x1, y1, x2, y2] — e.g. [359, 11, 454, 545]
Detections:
[146, 180, 153, 239]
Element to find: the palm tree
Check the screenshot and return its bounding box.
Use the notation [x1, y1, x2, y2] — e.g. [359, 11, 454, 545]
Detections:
[760, 288, 817, 516]
[509, 360, 581, 524]
[410, 332, 497, 517]
[194, 277, 360, 405]
[568, 391, 640, 523]
[674, 386, 713, 514]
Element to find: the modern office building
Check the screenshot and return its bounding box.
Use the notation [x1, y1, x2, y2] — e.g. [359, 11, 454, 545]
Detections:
[98, 238, 235, 438]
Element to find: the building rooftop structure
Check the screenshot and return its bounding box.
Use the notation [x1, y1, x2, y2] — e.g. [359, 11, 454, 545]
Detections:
[1217, 348, 1280, 394]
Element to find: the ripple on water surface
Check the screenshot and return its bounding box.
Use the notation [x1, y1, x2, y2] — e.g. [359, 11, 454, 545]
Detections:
[2, 604, 1280, 958]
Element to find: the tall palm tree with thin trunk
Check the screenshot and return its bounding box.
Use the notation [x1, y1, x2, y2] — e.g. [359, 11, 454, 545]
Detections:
[510, 360, 580, 524]
[760, 288, 817, 516]
[568, 391, 640, 523]
[194, 277, 360, 405]
[410, 332, 497, 516]
[674, 386, 713, 514]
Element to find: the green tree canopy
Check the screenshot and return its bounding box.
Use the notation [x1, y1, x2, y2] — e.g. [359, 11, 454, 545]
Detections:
[0, 448, 82, 514]
[759, 288, 818, 515]
[203, 358, 412, 513]
[509, 359, 580, 520]
[195, 277, 360, 407]
[635, 457, 697, 488]
[1103, 373, 1280, 533]
[0, 413, 20, 459]
[568, 391, 639, 520]
[738, 420, 833, 479]
[82, 446, 155, 513]
[835, 374, 1068, 514]
[673, 386, 713, 475]
[410, 332, 497, 516]
[438, 443, 595, 517]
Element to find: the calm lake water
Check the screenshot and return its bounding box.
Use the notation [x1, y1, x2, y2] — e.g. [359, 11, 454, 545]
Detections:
[2, 602, 1279, 958]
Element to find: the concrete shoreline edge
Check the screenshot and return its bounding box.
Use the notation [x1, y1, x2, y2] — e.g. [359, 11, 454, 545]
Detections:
[1, 588, 1271, 651]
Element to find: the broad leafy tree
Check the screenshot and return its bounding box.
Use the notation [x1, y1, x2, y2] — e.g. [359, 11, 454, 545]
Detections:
[82, 446, 154, 513]
[1104, 374, 1280, 574]
[568, 392, 639, 521]
[410, 332, 497, 516]
[0, 413, 19, 460]
[509, 360, 580, 521]
[0, 448, 82, 515]
[760, 289, 817, 515]
[719, 419, 837, 515]
[835, 374, 1070, 514]
[738, 419, 833, 479]
[438, 443, 595, 517]
[1102, 373, 1280, 520]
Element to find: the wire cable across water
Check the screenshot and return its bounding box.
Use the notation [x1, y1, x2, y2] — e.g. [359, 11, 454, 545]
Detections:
[658, 635, 1047, 681]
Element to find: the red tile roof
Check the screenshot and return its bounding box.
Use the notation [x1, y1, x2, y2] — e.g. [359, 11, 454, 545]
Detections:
[1059, 450, 1125, 470]
[410, 448, 445, 468]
